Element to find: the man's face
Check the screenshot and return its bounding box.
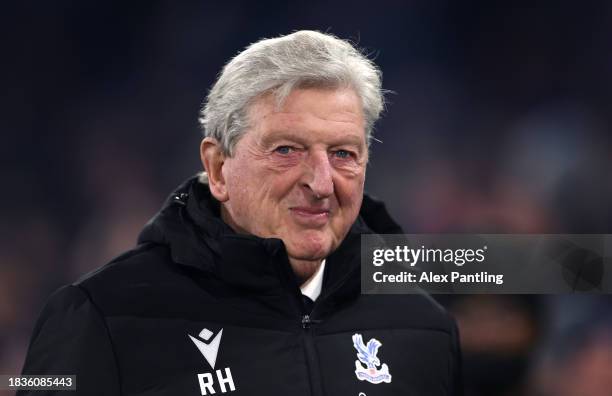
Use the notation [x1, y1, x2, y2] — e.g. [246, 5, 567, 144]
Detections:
[221, 87, 367, 262]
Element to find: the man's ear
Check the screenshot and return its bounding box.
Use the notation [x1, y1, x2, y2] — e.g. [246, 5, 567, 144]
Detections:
[200, 137, 229, 202]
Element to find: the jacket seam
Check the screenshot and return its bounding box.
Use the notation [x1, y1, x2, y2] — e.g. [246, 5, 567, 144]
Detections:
[316, 325, 453, 336]
[104, 315, 299, 333]
[73, 284, 124, 396]
[96, 315, 452, 336]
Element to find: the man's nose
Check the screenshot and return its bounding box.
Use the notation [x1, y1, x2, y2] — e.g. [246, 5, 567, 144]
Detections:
[303, 151, 334, 199]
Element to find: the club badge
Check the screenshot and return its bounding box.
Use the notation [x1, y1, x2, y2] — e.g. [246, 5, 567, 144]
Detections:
[352, 333, 392, 384]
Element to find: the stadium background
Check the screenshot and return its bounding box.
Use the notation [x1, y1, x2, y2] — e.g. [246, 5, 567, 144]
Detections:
[2, 1, 611, 395]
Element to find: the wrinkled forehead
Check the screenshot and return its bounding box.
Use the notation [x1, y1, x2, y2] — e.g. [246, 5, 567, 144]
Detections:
[245, 87, 366, 140]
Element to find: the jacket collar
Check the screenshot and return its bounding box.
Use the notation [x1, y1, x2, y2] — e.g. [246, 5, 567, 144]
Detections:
[138, 174, 402, 300]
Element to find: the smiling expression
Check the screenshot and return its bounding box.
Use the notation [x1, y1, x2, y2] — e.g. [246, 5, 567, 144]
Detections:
[215, 87, 367, 265]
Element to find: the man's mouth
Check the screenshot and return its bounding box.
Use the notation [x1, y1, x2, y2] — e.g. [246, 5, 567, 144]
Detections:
[289, 206, 331, 226]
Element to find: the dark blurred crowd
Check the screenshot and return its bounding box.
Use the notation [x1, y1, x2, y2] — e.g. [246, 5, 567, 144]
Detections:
[2, 1, 612, 395]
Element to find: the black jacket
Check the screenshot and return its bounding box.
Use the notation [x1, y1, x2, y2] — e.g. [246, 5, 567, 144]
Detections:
[20, 176, 462, 396]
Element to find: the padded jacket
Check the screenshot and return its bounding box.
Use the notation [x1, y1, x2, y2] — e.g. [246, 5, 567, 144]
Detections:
[19, 176, 462, 396]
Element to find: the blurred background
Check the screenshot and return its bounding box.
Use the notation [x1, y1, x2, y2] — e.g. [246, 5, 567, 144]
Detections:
[2, 1, 612, 395]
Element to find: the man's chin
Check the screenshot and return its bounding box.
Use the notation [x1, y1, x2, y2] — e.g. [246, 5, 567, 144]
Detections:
[285, 240, 334, 262]
[280, 227, 338, 258]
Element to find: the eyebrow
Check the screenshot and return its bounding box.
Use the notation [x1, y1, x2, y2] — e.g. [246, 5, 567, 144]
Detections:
[260, 130, 365, 149]
[259, 130, 307, 146]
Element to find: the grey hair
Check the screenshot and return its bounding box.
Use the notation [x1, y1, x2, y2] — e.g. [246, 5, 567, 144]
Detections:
[199, 30, 385, 156]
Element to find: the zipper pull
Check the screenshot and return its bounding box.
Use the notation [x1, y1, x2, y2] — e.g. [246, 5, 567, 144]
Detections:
[302, 314, 322, 329]
[302, 314, 311, 329]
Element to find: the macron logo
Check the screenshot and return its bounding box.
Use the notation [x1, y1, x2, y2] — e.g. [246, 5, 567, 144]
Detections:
[189, 328, 223, 369]
[189, 328, 237, 395]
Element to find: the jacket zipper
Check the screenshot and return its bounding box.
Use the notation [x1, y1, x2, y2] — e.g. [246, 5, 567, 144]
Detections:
[298, 262, 360, 396]
[302, 314, 324, 396]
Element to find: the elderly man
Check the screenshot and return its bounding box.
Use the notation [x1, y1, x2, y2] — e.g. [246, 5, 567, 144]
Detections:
[20, 31, 462, 395]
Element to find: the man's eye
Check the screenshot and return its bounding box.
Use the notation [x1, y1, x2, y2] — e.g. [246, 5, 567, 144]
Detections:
[333, 150, 352, 159]
[274, 146, 293, 155]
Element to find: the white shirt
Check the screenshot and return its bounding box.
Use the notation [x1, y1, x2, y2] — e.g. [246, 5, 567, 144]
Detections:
[300, 259, 326, 301]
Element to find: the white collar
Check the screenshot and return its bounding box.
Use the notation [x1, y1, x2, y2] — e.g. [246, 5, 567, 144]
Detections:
[300, 259, 326, 301]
